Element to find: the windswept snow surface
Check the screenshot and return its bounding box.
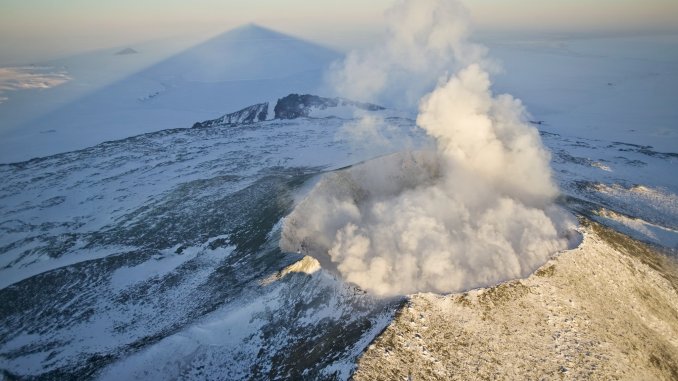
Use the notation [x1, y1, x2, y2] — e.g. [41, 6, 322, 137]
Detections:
[2, 32, 676, 163]
[0, 115, 416, 380]
[488, 33, 678, 153]
[0, 25, 340, 163]
[541, 130, 678, 250]
[0, 37, 193, 140]
[0, 93, 676, 379]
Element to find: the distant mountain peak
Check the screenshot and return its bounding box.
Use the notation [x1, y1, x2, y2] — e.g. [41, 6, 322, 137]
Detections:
[115, 48, 139, 55]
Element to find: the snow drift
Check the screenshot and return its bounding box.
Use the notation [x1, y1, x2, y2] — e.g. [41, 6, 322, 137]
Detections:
[281, 0, 578, 296]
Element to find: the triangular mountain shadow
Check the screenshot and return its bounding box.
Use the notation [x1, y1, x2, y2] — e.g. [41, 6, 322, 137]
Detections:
[7, 24, 342, 162]
[140, 24, 340, 83]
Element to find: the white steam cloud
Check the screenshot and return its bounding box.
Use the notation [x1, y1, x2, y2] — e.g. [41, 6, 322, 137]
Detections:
[281, 0, 578, 296]
[328, 0, 488, 108]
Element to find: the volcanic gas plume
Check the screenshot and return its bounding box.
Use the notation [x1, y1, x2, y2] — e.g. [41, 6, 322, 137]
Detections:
[281, 0, 578, 296]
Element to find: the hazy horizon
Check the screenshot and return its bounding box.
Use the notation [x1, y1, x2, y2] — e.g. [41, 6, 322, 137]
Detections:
[2, 0, 678, 65]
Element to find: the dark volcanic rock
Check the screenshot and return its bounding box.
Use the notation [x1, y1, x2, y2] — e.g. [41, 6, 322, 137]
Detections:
[192, 93, 386, 129]
[274, 94, 384, 120]
[193, 103, 269, 128]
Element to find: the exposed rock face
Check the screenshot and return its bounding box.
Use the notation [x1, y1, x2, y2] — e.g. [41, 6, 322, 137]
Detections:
[352, 221, 678, 381]
[192, 94, 387, 129]
[192, 103, 269, 128]
[274, 94, 384, 120]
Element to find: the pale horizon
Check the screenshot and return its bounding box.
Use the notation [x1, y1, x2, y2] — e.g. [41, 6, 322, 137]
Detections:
[2, 0, 678, 65]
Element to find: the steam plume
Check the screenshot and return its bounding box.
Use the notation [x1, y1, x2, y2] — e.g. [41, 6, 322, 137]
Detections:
[328, 0, 488, 108]
[281, 0, 577, 296]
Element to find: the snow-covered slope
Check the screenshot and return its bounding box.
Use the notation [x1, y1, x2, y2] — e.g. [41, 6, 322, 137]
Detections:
[0, 101, 419, 380]
[192, 102, 271, 127]
[0, 94, 676, 380]
[488, 34, 678, 153]
[0, 38, 191, 140]
[0, 25, 340, 163]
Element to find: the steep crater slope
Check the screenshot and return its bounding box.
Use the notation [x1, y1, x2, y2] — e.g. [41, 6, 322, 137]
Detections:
[353, 220, 678, 380]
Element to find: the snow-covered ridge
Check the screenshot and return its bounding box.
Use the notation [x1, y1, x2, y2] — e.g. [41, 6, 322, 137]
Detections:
[192, 102, 270, 128]
[192, 94, 387, 128]
[273, 94, 385, 120]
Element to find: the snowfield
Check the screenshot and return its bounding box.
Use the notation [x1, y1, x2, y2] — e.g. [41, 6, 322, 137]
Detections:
[0, 25, 340, 163]
[0, 23, 677, 380]
[0, 92, 676, 379]
[0, 112, 416, 380]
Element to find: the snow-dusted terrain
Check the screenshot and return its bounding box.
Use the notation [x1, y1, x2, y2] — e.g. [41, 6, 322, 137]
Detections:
[0, 25, 340, 163]
[488, 34, 678, 153]
[0, 99, 415, 379]
[1, 21, 677, 380]
[1, 90, 676, 379]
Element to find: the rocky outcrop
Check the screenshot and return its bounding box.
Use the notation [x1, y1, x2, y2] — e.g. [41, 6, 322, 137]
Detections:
[274, 94, 384, 120]
[192, 102, 269, 128]
[192, 94, 387, 129]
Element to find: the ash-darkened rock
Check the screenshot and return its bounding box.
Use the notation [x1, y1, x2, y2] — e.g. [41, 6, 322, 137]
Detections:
[610, 142, 678, 160]
[192, 103, 269, 128]
[192, 93, 386, 129]
[274, 94, 384, 120]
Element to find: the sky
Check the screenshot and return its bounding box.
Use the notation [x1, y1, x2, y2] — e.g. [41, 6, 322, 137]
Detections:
[1, 0, 678, 64]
